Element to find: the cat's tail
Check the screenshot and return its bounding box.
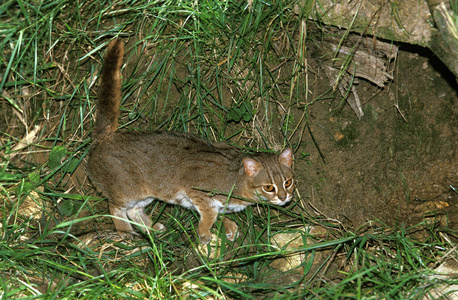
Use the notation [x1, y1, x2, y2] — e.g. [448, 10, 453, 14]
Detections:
[93, 39, 124, 141]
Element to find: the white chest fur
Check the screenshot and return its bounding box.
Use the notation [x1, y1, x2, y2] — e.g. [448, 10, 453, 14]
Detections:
[214, 200, 248, 213]
[170, 191, 248, 214]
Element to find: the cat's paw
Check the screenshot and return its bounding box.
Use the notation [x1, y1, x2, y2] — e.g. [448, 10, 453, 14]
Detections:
[222, 218, 239, 242]
[226, 230, 239, 242]
[199, 232, 212, 244]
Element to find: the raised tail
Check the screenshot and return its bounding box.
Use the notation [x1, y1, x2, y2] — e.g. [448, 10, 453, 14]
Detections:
[92, 39, 124, 141]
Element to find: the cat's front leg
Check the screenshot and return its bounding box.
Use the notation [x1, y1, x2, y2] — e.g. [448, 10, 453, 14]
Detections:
[198, 208, 218, 244]
[109, 205, 135, 238]
[222, 217, 239, 241]
[191, 196, 219, 244]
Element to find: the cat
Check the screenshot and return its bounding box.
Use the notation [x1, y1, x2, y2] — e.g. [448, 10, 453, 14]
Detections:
[87, 39, 295, 244]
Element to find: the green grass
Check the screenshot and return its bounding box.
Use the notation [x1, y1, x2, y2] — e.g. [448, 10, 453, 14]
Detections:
[1, 0, 457, 298]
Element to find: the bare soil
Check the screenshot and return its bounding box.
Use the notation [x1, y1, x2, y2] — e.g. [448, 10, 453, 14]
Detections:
[297, 42, 458, 238]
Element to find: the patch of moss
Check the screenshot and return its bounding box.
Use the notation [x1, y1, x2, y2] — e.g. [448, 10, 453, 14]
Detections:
[390, 96, 452, 163]
[337, 120, 360, 147]
[435, 101, 454, 124]
[363, 104, 379, 122]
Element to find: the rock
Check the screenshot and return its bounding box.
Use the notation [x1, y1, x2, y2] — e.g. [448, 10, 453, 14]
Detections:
[423, 259, 458, 300]
[269, 226, 328, 274]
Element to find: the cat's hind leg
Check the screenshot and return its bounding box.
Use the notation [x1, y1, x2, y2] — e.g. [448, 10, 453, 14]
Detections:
[127, 205, 153, 234]
[109, 205, 135, 239]
[126, 200, 166, 235]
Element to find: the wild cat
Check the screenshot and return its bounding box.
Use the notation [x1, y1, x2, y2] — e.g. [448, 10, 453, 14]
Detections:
[87, 39, 295, 244]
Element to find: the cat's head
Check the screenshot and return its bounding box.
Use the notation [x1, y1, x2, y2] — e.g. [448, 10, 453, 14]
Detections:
[242, 148, 295, 205]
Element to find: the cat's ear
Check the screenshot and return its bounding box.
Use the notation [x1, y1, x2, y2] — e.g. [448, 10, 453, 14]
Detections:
[278, 147, 293, 168]
[243, 157, 261, 177]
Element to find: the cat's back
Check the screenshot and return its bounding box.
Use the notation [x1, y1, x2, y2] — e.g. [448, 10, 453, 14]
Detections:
[90, 130, 242, 169]
[88, 130, 244, 197]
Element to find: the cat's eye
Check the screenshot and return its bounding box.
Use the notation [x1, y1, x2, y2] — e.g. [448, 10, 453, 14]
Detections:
[284, 179, 293, 188]
[263, 185, 275, 193]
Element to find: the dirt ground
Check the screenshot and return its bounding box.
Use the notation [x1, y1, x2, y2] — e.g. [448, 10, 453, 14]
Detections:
[296, 41, 458, 237]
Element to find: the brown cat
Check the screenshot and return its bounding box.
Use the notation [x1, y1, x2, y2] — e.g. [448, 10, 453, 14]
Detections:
[87, 39, 295, 244]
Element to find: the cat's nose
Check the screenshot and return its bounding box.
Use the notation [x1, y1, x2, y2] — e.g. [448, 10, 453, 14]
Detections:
[278, 191, 293, 203]
[277, 192, 287, 201]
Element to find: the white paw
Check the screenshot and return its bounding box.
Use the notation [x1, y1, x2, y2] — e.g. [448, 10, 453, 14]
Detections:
[226, 230, 239, 241]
